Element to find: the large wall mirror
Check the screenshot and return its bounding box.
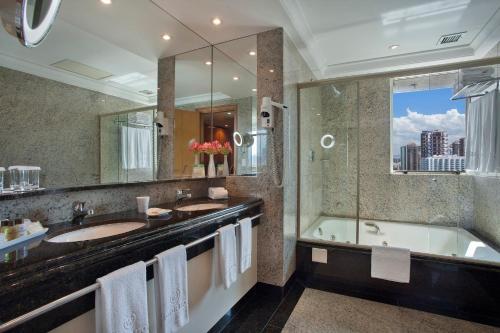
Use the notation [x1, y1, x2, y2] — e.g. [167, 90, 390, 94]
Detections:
[173, 36, 258, 178]
[0, 0, 258, 194]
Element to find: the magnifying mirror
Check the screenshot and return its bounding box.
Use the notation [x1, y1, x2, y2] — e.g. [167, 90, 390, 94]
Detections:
[233, 131, 255, 148]
[0, 0, 62, 47]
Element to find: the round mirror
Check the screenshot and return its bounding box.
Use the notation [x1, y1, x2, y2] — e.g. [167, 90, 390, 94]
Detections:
[0, 0, 62, 47]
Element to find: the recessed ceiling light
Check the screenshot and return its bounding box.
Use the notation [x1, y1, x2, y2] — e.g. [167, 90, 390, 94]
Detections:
[100, 0, 112, 4]
[212, 17, 222, 26]
[205, 61, 212, 66]
[249, 51, 256, 56]
[162, 34, 171, 41]
[224, 124, 229, 127]
[227, 112, 232, 115]
[269, 69, 274, 73]
[316, 113, 321, 116]
[233, 76, 239, 81]
[252, 88, 257, 92]
[389, 44, 399, 50]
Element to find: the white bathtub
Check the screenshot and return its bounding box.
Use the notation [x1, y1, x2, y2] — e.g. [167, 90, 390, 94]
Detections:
[302, 216, 500, 263]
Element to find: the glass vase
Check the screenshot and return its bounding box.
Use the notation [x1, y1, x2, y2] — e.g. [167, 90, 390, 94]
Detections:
[208, 154, 216, 178]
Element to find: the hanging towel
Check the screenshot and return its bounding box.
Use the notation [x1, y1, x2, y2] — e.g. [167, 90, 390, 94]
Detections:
[371, 246, 410, 283]
[154, 245, 189, 333]
[95, 261, 149, 333]
[121, 126, 153, 170]
[238, 218, 252, 273]
[217, 224, 238, 289]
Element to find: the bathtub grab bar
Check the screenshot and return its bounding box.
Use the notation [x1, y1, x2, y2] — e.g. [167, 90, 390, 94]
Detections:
[0, 212, 263, 332]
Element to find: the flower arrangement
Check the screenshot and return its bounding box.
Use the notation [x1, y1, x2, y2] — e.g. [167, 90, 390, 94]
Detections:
[188, 139, 201, 153]
[189, 140, 232, 155]
[219, 141, 233, 155]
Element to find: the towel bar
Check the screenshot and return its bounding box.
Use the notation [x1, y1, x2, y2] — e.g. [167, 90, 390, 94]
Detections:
[0, 213, 263, 332]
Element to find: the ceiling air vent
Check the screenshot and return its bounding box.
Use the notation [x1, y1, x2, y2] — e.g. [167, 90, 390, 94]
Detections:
[437, 32, 466, 45]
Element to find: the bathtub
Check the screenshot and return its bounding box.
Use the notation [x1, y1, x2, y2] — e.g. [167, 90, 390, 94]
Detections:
[302, 216, 500, 263]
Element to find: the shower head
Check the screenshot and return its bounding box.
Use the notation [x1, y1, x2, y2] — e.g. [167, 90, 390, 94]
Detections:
[331, 85, 341, 97]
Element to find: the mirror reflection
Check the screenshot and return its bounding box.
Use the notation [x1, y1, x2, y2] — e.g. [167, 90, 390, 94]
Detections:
[0, 0, 258, 193]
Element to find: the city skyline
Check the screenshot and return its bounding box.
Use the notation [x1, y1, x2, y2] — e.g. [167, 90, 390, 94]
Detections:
[393, 87, 465, 159]
[396, 129, 465, 171]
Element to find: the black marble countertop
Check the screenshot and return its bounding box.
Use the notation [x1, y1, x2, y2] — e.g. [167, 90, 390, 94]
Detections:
[0, 196, 262, 332]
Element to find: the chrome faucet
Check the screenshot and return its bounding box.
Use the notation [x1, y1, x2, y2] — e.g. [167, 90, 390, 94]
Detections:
[175, 189, 192, 205]
[72, 201, 94, 225]
[365, 222, 380, 234]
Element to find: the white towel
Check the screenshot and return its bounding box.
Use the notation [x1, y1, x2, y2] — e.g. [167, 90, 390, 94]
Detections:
[238, 218, 252, 273]
[154, 245, 189, 333]
[208, 187, 228, 200]
[217, 224, 238, 289]
[371, 246, 410, 283]
[95, 261, 149, 333]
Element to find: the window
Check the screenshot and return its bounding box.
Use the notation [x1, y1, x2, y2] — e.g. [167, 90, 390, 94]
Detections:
[392, 72, 466, 172]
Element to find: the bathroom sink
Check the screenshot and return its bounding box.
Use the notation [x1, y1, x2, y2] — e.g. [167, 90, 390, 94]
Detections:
[175, 203, 227, 212]
[47, 222, 146, 243]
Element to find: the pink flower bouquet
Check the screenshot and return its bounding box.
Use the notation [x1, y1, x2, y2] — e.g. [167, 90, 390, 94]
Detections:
[219, 141, 232, 155]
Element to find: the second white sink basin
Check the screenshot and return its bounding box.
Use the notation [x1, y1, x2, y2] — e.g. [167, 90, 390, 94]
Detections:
[175, 203, 227, 212]
[47, 222, 145, 243]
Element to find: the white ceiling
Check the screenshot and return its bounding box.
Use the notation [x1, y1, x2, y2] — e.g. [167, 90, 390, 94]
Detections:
[0, 0, 210, 104]
[157, 0, 500, 79]
[1, 0, 499, 102]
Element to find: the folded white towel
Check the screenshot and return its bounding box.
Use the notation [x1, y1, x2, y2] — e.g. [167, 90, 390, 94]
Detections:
[238, 218, 252, 273]
[209, 187, 228, 200]
[217, 224, 238, 289]
[95, 261, 149, 333]
[371, 246, 410, 283]
[154, 245, 189, 333]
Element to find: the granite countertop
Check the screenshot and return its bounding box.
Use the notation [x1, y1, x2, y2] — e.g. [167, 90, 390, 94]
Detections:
[0, 196, 262, 331]
[0, 196, 261, 278]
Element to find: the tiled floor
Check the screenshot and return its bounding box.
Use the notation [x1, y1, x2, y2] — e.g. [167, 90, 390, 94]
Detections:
[282, 288, 500, 333]
[211, 280, 305, 333]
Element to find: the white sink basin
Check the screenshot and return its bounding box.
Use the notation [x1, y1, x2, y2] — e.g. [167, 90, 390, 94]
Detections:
[47, 222, 145, 243]
[175, 203, 227, 212]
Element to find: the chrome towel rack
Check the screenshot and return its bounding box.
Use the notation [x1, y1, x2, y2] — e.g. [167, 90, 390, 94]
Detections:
[0, 213, 263, 332]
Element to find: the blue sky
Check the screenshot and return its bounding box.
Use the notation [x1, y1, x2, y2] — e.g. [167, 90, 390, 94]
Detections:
[393, 88, 465, 117]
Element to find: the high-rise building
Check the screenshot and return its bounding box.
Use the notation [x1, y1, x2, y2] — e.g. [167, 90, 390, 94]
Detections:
[400, 143, 421, 171]
[451, 138, 465, 156]
[421, 155, 465, 172]
[421, 130, 448, 158]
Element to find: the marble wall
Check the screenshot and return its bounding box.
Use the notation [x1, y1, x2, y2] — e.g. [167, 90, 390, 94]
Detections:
[283, 33, 316, 282]
[357, 78, 474, 227]
[299, 77, 475, 230]
[473, 176, 500, 246]
[157, 56, 176, 180]
[0, 66, 143, 187]
[320, 82, 359, 218]
[0, 178, 224, 225]
[227, 28, 285, 286]
[228, 28, 316, 286]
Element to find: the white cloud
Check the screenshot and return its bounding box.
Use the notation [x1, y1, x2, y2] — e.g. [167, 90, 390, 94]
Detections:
[393, 108, 465, 156]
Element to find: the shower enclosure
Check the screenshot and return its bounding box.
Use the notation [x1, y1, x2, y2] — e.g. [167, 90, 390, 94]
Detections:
[100, 107, 158, 184]
[298, 65, 500, 265]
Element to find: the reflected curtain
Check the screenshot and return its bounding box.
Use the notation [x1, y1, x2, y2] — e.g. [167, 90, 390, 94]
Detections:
[465, 89, 500, 174]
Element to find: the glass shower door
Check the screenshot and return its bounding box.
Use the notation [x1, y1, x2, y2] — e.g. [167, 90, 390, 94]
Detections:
[299, 82, 359, 245]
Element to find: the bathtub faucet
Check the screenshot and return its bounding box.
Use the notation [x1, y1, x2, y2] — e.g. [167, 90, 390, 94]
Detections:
[365, 222, 380, 234]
